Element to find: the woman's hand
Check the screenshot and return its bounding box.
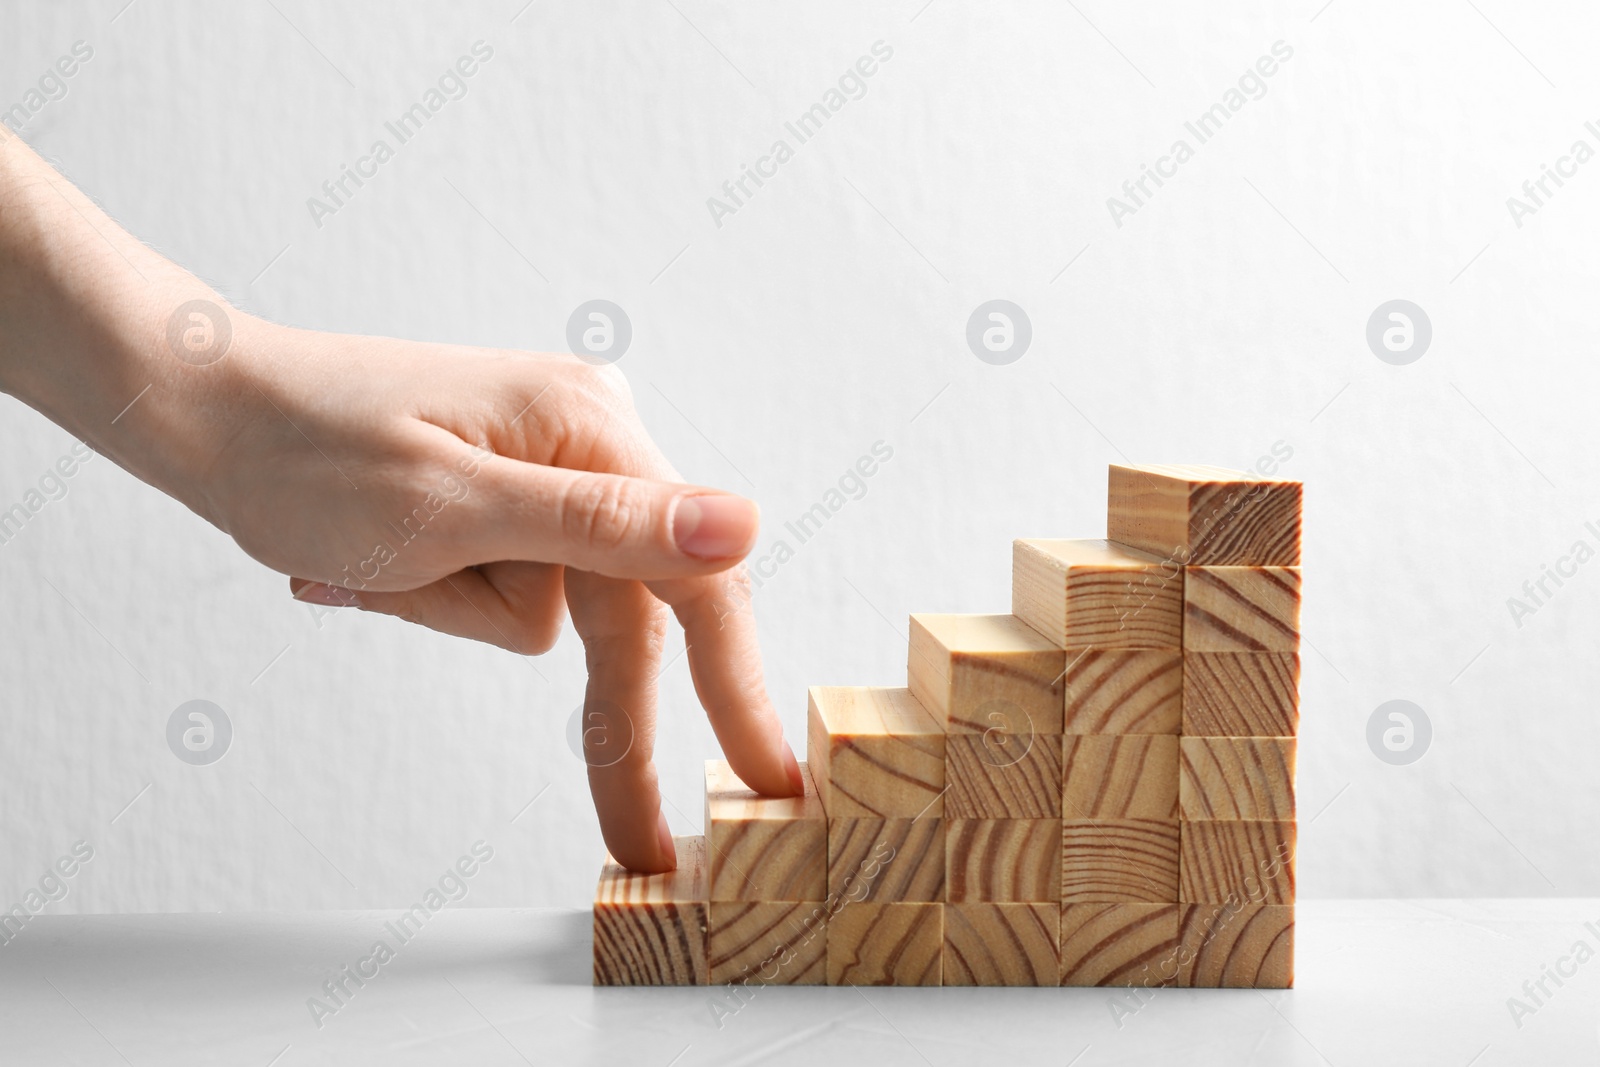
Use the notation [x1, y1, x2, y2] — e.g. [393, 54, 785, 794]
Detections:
[0, 134, 801, 874]
[220, 320, 803, 872]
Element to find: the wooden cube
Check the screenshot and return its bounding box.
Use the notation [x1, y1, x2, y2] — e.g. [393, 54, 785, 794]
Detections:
[705, 759, 826, 901]
[1183, 652, 1299, 736]
[593, 836, 708, 986]
[827, 902, 942, 986]
[1183, 567, 1301, 652]
[807, 687, 944, 819]
[1063, 649, 1182, 735]
[1107, 463, 1301, 567]
[1012, 539, 1183, 650]
[1061, 735, 1178, 819]
[1060, 903, 1180, 988]
[828, 818, 945, 902]
[944, 903, 1060, 986]
[946, 734, 1062, 819]
[1178, 903, 1294, 988]
[1179, 820, 1296, 905]
[1061, 820, 1180, 902]
[1179, 738, 1296, 821]
[908, 613, 1065, 734]
[708, 901, 827, 985]
[946, 819, 1061, 902]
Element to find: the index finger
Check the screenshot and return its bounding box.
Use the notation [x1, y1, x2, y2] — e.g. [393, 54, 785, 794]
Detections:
[647, 566, 803, 799]
[561, 390, 801, 799]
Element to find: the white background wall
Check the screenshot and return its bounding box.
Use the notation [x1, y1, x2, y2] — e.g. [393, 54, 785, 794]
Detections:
[3, 0, 1596, 912]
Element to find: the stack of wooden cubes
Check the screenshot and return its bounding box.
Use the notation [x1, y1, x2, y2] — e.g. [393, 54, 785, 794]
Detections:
[593, 463, 1301, 988]
[1107, 464, 1301, 989]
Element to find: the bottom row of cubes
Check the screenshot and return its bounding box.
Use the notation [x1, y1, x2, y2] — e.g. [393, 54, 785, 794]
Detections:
[595, 885, 1293, 988]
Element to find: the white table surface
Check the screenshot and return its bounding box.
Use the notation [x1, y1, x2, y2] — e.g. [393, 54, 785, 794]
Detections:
[0, 900, 1592, 1065]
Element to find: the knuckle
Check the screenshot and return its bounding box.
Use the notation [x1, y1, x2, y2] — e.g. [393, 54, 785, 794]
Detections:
[561, 475, 647, 555]
[540, 370, 636, 468]
[537, 376, 585, 436]
[586, 362, 634, 405]
[556, 358, 633, 412]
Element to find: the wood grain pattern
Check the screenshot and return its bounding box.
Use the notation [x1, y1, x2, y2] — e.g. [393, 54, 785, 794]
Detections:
[1107, 463, 1302, 567]
[1061, 735, 1179, 819]
[1063, 650, 1182, 735]
[944, 903, 1060, 986]
[807, 687, 945, 819]
[1061, 820, 1180, 902]
[946, 734, 1062, 819]
[1179, 820, 1296, 905]
[593, 836, 709, 986]
[908, 613, 1065, 734]
[1182, 652, 1300, 736]
[1012, 539, 1183, 650]
[827, 902, 943, 986]
[1178, 903, 1294, 988]
[708, 901, 827, 985]
[1059, 903, 1181, 987]
[1183, 567, 1301, 652]
[945, 818, 1061, 902]
[828, 818, 945, 902]
[1179, 738, 1296, 821]
[705, 759, 826, 901]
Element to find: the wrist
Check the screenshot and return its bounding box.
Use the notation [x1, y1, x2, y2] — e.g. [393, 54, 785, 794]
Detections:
[103, 289, 276, 526]
[7, 272, 273, 528]
[0, 138, 270, 526]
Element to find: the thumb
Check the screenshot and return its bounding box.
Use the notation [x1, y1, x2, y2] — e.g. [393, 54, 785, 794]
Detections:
[463, 456, 761, 580]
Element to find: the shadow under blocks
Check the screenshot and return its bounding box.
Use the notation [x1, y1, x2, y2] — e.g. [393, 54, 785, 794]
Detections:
[591, 463, 1302, 988]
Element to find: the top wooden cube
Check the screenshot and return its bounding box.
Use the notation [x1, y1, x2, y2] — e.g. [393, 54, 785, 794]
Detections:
[1107, 464, 1302, 567]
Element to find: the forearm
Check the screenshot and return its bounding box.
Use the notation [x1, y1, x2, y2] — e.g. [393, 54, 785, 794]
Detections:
[0, 133, 245, 518]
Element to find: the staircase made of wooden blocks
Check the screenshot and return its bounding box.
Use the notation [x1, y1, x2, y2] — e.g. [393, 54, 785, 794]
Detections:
[593, 462, 1302, 989]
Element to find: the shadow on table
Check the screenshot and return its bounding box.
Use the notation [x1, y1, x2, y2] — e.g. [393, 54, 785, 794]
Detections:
[0, 909, 596, 991]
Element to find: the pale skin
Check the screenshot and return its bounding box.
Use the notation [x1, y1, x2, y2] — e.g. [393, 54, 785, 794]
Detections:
[0, 133, 801, 874]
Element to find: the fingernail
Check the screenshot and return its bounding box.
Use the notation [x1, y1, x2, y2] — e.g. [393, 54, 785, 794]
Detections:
[673, 494, 759, 560]
[656, 809, 678, 869]
[782, 741, 805, 797]
[292, 581, 361, 608]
